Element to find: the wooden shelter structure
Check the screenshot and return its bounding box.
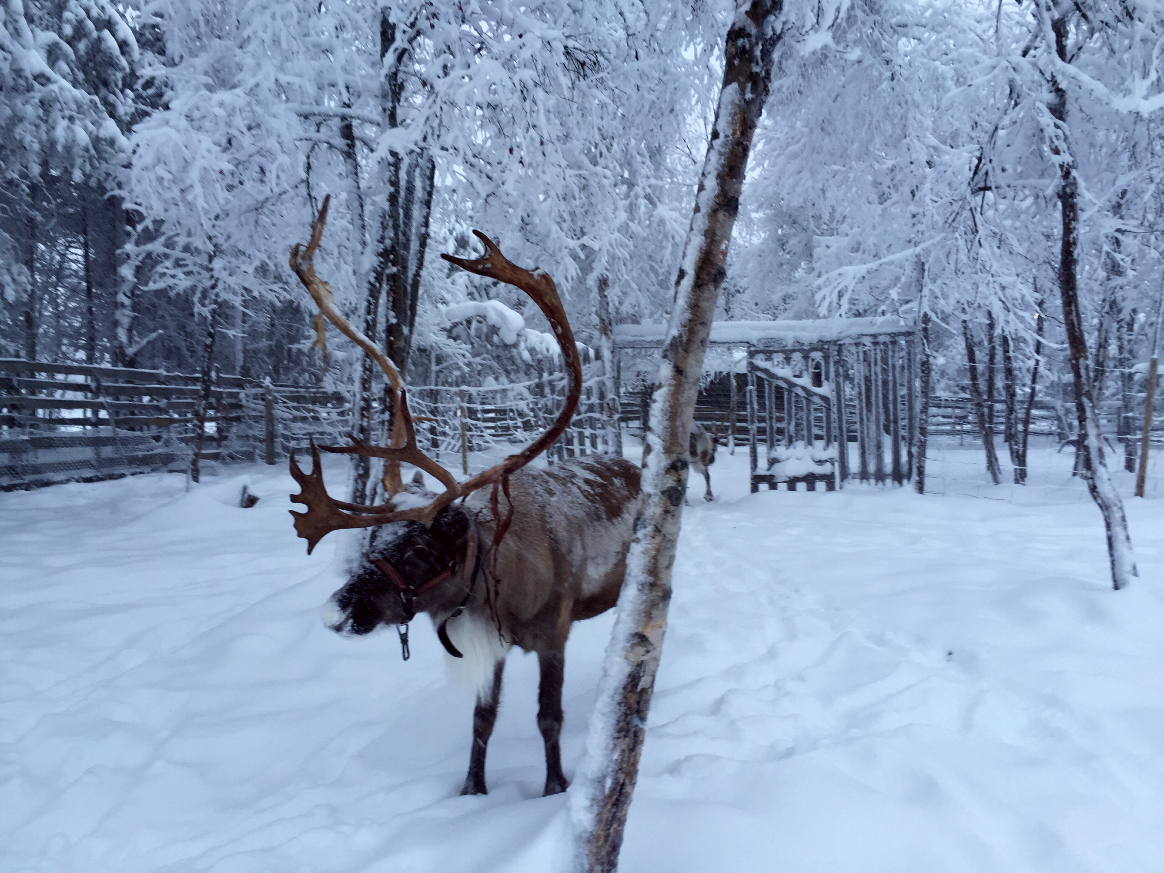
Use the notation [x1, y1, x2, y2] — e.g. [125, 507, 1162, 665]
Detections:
[614, 318, 919, 491]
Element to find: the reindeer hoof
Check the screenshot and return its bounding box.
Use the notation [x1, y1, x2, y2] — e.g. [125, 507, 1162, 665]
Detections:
[543, 776, 569, 797]
[461, 778, 488, 796]
[703, 493, 714, 502]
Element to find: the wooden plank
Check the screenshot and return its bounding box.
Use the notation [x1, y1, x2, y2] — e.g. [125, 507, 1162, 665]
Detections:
[0, 359, 193, 384]
[872, 343, 886, 483]
[855, 345, 869, 481]
[890, 341, 903, 485]
[747, 362, 758, 488]
[905, 336, 916, 480]
[0, 433, 164, 452]
[0, 449, 223, 484]
[833, 344, 849, 485]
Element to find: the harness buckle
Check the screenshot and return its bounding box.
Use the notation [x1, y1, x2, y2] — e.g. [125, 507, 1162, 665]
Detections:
[397, 623, 411, 661]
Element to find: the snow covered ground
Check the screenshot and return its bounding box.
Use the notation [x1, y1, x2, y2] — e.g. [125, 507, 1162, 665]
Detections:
[3, 440, 1164, 873]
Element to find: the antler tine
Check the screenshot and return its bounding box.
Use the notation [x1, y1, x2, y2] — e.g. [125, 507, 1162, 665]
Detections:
[289, 441, 384, 554]
[289, 434, 465, 555]
[441, 232, 583, 495]
[289, 194, 427, 496]
[319, 390, 463, 504]
[289, 195, 403, 395]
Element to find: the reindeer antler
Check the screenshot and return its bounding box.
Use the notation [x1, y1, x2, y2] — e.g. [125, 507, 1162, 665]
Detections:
[289, 393, 463, 554]
[442, 231, 583, 493]
[287, 208, 583, 554]
[289, 195, 408, 495]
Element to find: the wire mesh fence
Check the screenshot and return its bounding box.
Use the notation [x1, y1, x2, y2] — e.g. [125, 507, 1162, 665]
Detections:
[1, 355, 614, 490]
[0, 359, 348, 490]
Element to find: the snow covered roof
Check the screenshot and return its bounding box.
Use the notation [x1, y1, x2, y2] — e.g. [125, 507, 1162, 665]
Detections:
[614, 317, 915, 348]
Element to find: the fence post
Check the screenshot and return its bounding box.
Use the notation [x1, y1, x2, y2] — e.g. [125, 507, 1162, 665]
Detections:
[264, 378, 275, 465]
[459, 388, 470, 475]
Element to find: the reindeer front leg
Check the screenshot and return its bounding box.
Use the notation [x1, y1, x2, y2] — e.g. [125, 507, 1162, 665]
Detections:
[701, 465, 714, 501]
[462, 660, 505, 795]
[537, 648, 569, 796]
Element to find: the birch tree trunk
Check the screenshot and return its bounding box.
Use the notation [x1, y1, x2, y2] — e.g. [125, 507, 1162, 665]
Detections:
[596, 276, 623, 457]
[1045, 8, 1136, 590]
[915, 311, 932, 494]
[190, 301, 221, 485]
[1001, 332, 1020, 480]
[1016, 304, 1044, 485]
[963, 319, 1002, 484]
[570, 3, 784, 870]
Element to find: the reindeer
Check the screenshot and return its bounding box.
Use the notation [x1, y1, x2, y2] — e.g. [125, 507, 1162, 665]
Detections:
[286, 197, 642, 797]
[688, 421, 717, 502]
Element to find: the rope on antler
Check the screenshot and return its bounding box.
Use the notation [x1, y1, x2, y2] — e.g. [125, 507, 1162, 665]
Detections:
[476, 477, 516, 646]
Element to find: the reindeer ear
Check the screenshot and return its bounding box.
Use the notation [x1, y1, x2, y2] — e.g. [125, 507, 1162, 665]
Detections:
[411, 470, 425, 488]
[432, 504, 470, 549]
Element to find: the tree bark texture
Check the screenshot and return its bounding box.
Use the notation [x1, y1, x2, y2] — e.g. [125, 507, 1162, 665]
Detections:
[1047, 10, 1136, 589]
[347, 11, 436, 502]
[22, 205, 37, 362]
[569, 4, 784, 870]
[1001, 332, 1020, 481]
[1016, 305, 1044, 486]
[963, 319, 1002, 484]
[1135, 356, 1157, 498]
[596, 276, 623, 457]
[190, 301, 220, 485]
[915, 312, 932, 494]
[1118, 310, 1137, 473]
[985, 310, 997, 432]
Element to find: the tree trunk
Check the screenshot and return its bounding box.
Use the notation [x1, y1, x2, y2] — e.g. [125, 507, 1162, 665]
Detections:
[1016, 304, 1044, 485]
[915, 312, 932, 494]
[1118, 309, 1137, 473]
[1001, 331, 1019, 480]
[190, 301, 221, 485]
[569, 4, 784, 870]
[596, 275, 622, 457]
[1047, 11, 1136, 590]
[22, 205, 37, 362]
[349, 281, 382, 504]
[963, 319, 1002, 484]
[115, 206, 142, 368]
[82, 204, 97, 365]
[985, 310, 996, 433]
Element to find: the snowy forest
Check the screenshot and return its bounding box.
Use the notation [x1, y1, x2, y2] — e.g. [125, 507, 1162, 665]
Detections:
[6, 0, 1164, 493]
[5, 1, 1164, 871]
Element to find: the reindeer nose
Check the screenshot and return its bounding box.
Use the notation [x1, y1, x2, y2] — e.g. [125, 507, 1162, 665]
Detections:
[320, 596, 351, 634]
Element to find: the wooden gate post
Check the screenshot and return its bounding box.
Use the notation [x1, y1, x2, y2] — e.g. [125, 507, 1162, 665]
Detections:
[263, 378, 275, 465]
[458, 388, 470, 475]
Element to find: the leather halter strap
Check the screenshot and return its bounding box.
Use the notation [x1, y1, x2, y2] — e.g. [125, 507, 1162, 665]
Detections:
[372, 530, 479, 660]
[436, 526, 482, 659]
[373, 557, 455, 599]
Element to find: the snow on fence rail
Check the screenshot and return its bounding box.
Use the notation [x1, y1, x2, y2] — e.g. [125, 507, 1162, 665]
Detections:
[401, 359, 615, 471]
[0, 357, 615, 490]
[0, 359, 348, 490]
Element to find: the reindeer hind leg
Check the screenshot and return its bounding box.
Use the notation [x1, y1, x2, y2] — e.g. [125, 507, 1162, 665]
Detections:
[461, 659, 505, 795]
[537, 649, 568, 796]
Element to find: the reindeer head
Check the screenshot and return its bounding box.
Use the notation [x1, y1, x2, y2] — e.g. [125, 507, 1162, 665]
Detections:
[322, 494, 472, 636]
[287, 196, 582, 639]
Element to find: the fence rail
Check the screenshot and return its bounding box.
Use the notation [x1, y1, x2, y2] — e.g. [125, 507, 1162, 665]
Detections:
[0, 359, 347, 490]
[0, 357, 615, 490]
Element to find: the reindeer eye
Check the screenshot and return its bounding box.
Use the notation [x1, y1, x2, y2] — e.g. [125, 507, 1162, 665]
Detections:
[406, 544, 432, 562]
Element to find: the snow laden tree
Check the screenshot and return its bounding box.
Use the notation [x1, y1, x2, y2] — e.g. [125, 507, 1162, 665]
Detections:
[1020, 0, 1164, 590]
[0, 0, 138, 363]
[569, 1, 785, 869]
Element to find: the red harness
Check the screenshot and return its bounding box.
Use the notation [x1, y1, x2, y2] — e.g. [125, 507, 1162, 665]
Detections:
[372, 531, 481, 661]
[373, 557, 455, 600]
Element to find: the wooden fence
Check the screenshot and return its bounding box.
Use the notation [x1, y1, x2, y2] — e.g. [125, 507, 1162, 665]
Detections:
[1, 359, 347, 490]
[0, 357, 613, 490]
